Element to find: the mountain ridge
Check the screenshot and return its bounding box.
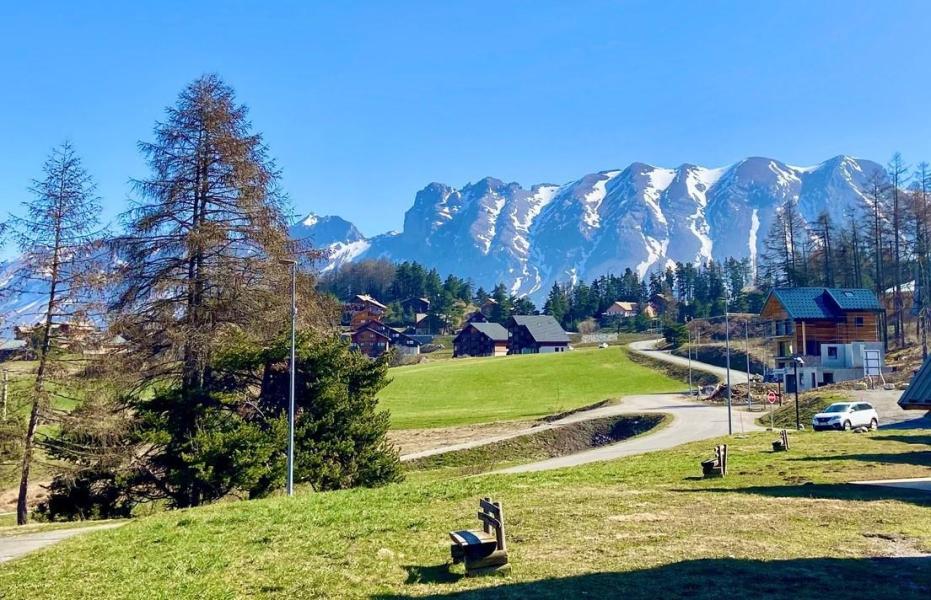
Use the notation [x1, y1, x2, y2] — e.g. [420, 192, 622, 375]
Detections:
[295, 155, 885, 301]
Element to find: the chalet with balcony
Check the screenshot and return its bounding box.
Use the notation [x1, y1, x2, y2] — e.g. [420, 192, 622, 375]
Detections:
[453, 322, 509, 358]
[344, 294, 388, 329]
[760, 287, 884, 393]
[350, 321, 391, 357]
[506, 315, 570, 355]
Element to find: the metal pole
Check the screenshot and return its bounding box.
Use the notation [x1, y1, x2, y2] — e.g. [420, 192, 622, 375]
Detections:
[725, 304, 732, 435]
[686, 320, 693, 397]
[745, 320, 752, 407]
[287, 262, 297, 496]
[793, 359, 801, 431]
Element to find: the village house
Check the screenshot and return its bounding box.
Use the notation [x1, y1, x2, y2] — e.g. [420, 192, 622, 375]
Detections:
[350, 318, 393, 358]
[401, 297, 430, 315]
[760, 287, 885, 393]
[344, 294, 388, 329]
[603, 301, 638, 319]
[350, 318, 423, 358]
[506, 315, 570, 354]
[453, 322, 509, 358]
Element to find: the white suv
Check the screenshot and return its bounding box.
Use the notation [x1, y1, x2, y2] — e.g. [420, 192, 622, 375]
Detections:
[811, 402, 879, 431]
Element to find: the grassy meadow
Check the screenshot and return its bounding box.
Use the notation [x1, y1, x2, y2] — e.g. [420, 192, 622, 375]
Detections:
[1, 429, 929, 599]
[380, 346, 683, 429]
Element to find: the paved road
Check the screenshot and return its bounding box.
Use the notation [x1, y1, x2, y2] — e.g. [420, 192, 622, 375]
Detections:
[496, 391, 762, 473]
[628, 338, 751, 385]
[0, 523, 123, 564]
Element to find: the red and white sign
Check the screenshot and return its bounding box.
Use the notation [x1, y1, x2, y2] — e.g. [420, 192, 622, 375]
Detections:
[767, 390, 777, 404]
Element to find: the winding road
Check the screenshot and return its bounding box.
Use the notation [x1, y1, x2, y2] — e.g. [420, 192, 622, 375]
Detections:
[490, 339, 763, 473]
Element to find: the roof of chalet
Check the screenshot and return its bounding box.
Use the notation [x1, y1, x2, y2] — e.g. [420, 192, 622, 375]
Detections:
[509, 315, 570, 344]
[607, 301, 638, 312]
[0, 339, 26, 351]
[460, 322, 509, 342]
[351, 324, 391, 340]
[898, 358, 931, 410]
[765, 288, 882, 320]
[352, 294, 388, 310]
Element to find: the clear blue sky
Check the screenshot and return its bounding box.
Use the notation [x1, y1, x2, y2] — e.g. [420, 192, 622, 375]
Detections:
[2, 1, 930, 252]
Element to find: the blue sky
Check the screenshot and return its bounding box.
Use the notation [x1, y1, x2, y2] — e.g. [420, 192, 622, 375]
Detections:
[2, 1, 930, 253]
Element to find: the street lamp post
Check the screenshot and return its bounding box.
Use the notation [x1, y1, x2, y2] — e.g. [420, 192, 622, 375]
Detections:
[685, 317, 693, 397]
[724, 301, 732, 435]
[280, 259, 297, 496]
[792, 355, 805, 431]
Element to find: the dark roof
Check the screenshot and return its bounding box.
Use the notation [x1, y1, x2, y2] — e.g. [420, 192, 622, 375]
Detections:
[464, 322, 509, 342]
[407, 334, 434, 345]
[824, 288, 883, 311]
[766, 288, 882, 320]
[899, 358, 931, 410]
[509, 315, 569, 343]
[351, 326, 390, 340]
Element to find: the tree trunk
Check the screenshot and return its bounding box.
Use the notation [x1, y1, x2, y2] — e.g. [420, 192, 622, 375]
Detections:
[16, 192, 63, 525]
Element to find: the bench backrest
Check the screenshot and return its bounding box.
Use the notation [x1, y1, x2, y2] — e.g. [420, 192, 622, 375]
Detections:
[477, 497, 506, 551]
[715, 444, 728, 475]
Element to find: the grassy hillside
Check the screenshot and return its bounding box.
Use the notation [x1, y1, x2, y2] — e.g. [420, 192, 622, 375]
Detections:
[2, 430, 929, 599]
[380, 346, 683, 429]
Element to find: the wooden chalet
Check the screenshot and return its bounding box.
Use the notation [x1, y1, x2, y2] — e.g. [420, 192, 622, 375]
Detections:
[344, 294, 388, 328]
[760, 287, 884, 392]
[350, 322, 391, 358]
[506, 315, 570, 355]
[603, 301, 638, 318]
[453, 322, 509, 358]
[401, 297, 431, 314]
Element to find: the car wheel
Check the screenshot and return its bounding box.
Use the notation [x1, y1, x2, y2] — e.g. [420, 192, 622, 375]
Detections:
[870, 418, 878, 430]
[843, 420, 852, 431]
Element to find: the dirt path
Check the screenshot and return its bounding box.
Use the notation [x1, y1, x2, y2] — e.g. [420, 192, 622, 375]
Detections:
[0, 522, 123, 564]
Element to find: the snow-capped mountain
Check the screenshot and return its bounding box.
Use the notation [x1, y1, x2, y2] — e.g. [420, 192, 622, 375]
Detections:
[299, 155, 885, 301]
[0, 155, 888, 327]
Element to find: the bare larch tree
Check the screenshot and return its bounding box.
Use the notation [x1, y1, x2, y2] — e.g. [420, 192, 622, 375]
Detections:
[112, 74, 316, 400]
[2, 142, 101, 525]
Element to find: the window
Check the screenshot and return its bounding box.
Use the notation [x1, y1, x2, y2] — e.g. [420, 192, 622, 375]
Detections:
[827, 346, 838, 359]
[855, 317, 864, 327]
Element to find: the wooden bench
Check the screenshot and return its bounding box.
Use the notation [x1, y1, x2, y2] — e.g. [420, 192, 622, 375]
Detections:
[701, 444, 728, 477]
[449, 498, 510, 577]
[772, 429, 789, 452]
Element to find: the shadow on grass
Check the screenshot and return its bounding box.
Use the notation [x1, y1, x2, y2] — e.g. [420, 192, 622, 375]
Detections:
[376, 557, 930, 599]
[879, 413, 931, 431]
[677, 481, 931, 507]
[789, 450, 931, 468]
[876, 433, 931, 446]
[403, 563, 462, 585]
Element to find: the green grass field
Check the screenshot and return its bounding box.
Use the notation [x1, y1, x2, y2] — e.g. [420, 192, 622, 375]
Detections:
[1, 429, 929, 599]
[380, 346, 683, 429]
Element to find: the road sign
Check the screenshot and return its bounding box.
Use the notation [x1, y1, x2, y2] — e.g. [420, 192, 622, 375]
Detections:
[767, 390, 777, 404]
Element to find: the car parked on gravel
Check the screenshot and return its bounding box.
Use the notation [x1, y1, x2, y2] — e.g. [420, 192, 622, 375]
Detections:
[811, 402, 879, 431]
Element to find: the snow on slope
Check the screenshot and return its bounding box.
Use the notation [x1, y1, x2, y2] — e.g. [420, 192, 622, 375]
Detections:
[2, 155, 890, 315]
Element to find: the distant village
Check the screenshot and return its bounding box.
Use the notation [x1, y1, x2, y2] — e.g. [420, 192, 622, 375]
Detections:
[339, 285, 896, 396]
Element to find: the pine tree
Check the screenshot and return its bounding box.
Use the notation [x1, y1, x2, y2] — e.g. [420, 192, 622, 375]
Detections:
[1, 142, 102, 525]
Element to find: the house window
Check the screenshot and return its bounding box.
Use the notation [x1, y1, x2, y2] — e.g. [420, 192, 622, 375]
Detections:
[855, 317, 864, 327]
[827, 346, 838, 359]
